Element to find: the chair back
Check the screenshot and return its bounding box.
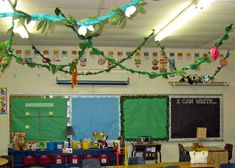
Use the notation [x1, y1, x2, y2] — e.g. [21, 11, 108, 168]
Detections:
[220, 163, 235, 168]
[224, 143, 233, 161]
[128, 156, 145, 165]
[178, 144, 190, 162]
[82, 158, 100, 168]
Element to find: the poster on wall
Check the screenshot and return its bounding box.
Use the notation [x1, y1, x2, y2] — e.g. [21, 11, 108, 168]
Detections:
[0, 88, 7, 114]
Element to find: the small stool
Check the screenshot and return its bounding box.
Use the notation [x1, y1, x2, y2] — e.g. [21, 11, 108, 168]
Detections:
[98, 154, 110, 165]
[39, 155, 51, 165]
[23, 155, 36, 166]
[53, 155, 65, 164]
[68, 155, 81, 164]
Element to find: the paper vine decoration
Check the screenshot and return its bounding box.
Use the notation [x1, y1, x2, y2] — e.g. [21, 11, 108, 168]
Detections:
[0, 0, 233, 87]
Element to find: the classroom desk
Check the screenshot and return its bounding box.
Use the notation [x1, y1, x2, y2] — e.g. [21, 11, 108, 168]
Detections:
[131, 143, 161, 162]
[185, 146, 228, 168]
[107, 162, 215, 168]
[0, 158, 8, 166]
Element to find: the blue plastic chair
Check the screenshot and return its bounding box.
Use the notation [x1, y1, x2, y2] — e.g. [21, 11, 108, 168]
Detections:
[220, 163, 235, 168]
[178, 144, 190, 162]
[128, 156, 145, 165]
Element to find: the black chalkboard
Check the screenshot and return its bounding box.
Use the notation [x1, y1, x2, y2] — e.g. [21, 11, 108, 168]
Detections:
[170, 95, 222, 141]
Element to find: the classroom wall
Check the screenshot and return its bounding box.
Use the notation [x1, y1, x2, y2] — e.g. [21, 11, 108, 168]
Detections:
[0, 45, 234, 162]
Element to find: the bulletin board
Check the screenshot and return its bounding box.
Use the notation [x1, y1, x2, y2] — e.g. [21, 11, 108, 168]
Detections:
[121, 95, 169, 141]
[10, 96, 68, 141]
[169, 95, 222, 141]
[71, 96, 120, 140]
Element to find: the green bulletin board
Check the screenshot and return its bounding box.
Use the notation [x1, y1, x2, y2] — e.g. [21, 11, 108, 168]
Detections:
[121, 96, 169, 140]
[10, 96, 67, 141]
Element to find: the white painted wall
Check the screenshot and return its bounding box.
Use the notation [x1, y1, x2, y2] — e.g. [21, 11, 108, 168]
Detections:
[0, 46, 234, 162]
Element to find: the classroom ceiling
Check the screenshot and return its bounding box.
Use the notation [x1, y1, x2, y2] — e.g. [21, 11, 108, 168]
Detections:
[0, 0, 235, 50]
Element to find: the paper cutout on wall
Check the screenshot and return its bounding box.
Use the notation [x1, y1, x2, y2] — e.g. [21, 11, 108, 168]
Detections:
[117, 51, 123, 58]
[186, 52, 192, 60]
[177, 52, 183, 60]
[126, 51, 131, 56]
[16, 50, 22, 55]
[62, 50, 68, 58]
[79, 57, 87, 67]
[108, 51, 114, 56]
[25, 50, 31, 57]
[152, 52, 158, 57]
[43, 50, 49, 55]
[53, 50, 60, 62]
[0, 88, 7, 114]
[144, 52, 149, 59]
[72, 50, 78, 56]
[152, 58, 159, 71]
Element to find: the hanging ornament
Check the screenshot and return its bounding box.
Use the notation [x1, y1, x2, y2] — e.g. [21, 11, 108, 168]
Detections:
[77, 25, 94, 36]
[71, 62, 78, 88]
[210, 48, 220, 61]
[220, 58, 228, 67]
[125, 6, 137, 17]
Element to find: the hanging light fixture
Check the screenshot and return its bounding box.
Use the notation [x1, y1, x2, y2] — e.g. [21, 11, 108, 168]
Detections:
[154, 0, 215, 41]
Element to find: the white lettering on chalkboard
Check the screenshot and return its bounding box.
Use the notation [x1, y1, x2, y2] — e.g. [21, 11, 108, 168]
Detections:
[176, 98, 217, 104]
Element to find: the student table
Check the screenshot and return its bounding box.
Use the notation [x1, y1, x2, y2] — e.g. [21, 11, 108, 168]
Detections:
[107, 162, 216, 168]
[0, 158, 8, 166]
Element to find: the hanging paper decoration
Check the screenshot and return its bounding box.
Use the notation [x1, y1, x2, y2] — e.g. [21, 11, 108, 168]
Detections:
[71, 61, 78, 88]
[0, 0, 232, 87]
[210, 48, 220, 61]
[220, 58, 228, 67]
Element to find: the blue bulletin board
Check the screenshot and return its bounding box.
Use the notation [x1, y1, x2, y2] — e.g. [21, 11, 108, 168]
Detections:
[71, 96, 120, 140]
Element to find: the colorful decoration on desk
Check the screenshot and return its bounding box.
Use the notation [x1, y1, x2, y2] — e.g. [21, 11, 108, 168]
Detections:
[12, 132, 26, 151]
[0, 0, 233, 87]
[92, 131, 108, 149]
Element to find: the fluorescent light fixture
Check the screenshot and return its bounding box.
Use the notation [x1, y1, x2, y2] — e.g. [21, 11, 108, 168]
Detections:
[154, 0, 215, 41]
